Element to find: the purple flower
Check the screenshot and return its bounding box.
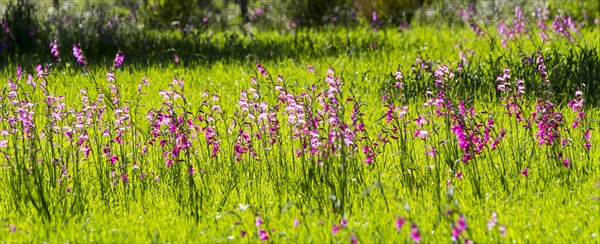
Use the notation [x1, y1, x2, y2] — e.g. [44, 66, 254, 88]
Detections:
[457, 215, 467, 231]
[520, 167, 529, 177]
[256, 63, 268, 76]
[109, 155, 118, 165]
[114, 51, 125, 68]
[395, 217, 405, 231]
[259, 229, 269, 241]
[120, 172, 129, 183]
[410, 223, 421, 243]
[340, 218, 348, 227]
[72, 44, 87, 66]
[487, 212, 497, 230]
[563, 157, 570, 168]
[1, 22, 9, 34]
[350, 234, 358, 244]
[50, 40, 60, 62]
[332, 224, 342, 235]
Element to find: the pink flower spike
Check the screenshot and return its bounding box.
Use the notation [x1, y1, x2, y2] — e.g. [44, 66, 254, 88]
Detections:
[255, 217, 263, 227]
[410, 223, 421, 243]
[293, 218, 300, 228]
[341, 218, 348, 227]
[113, 51, 125, 68]
[563, 157, 570, 168]
[427, 148, 437, 158]
[395, 217, 405, 231]
[332, 224, 341, 235]
[499, 225, 506, 237]
[350, 234, 358, 244]
[256, 63, 268, 76]
[259, 229, 269, 241]
[487, 212, 497, 230]
[457, 215, 467, 231]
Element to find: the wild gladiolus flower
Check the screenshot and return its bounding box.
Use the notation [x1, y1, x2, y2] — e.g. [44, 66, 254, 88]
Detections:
[563, 157, 570, 168]
[72, 44, 87, 66]
[113, 51, 125, 68]
[395, 217, 405, 231]
[50, 40, 60, 62]
[350, 234, 358, 244]
[410, 223, 421, 243]
[256, 63, 268, 76]
[332, 224, 342, 235]
[258, 229, 269, 240]
[255, 217, 263, 227]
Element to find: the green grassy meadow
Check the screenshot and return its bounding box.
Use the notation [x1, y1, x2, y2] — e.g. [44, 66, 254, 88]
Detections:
[1, 6, 600, 243]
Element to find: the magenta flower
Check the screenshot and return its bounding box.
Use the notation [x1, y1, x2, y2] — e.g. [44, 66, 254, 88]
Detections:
[520, 167, 529, 177]
[332, 224, 342, 235]
[457, 215, 467, 231]
[240, 230, 246, 237]
[427, 147, 437, 158]
[255, 217, 263, 227]
[293, 218, 299, 228]
[113, 51, 125, 68]
[563, 157, 570, 168]
[1, 22, 9, 34]
[109, 155, 118, 165]
[410, 223, 421, 243]
[259, 229, 269, 240]
[350, 234, 358, 244]
[395, 217, 405, 231]
[50, 40, 60, 62]
[487, 212, 497, 230]
[120, 172, 129, 183]
[415, 116, 427, 126]
[256, 63, 268, 76]
[72, 44, 87, 65]
[340, 218, 348, 227]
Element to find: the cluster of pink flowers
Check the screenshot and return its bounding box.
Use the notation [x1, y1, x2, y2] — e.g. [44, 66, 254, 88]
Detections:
[497, 6, 529, 47]
[552, 15, 579, 42]
[496, 68, 526, 122]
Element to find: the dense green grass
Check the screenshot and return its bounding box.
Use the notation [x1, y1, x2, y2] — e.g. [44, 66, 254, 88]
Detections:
[0, 20, 599, 243]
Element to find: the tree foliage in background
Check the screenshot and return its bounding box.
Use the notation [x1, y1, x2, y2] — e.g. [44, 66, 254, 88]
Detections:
[1, 0, 46, 55]
[355, 0, 425, 25]
[141, 0, 213, 28]
[285, 0, 352, 26]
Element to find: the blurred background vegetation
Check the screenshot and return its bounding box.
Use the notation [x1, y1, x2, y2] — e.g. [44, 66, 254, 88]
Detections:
[0, 0, 598, 66]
